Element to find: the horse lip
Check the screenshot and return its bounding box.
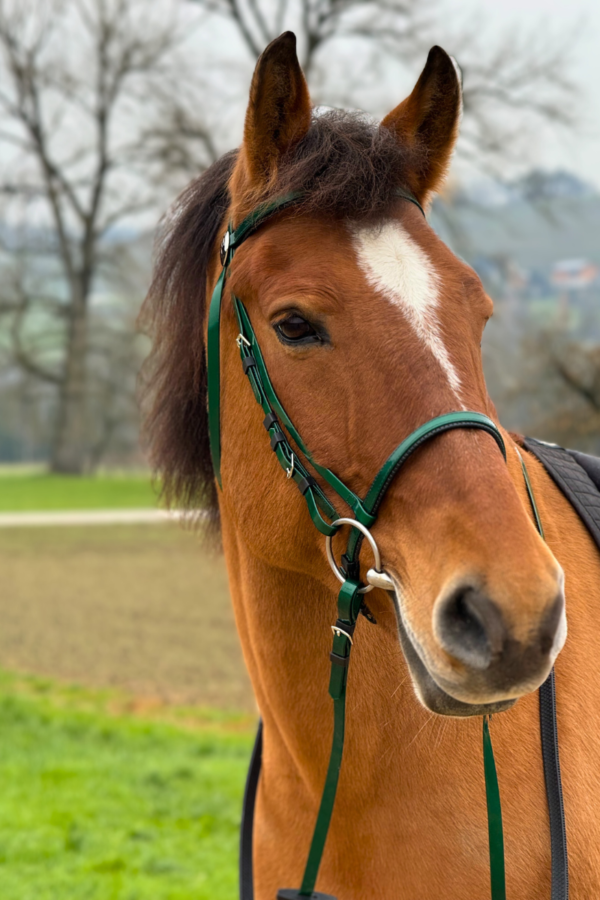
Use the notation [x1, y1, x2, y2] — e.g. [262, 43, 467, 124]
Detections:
[386, 583, 516, 718]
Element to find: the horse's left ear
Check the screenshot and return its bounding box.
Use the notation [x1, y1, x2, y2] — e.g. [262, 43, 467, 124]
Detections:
[381, 46, 462, 206]
[235, 31, 311, 194]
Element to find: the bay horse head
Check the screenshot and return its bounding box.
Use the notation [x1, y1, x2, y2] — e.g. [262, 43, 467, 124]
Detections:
[143, 33, 566, 717]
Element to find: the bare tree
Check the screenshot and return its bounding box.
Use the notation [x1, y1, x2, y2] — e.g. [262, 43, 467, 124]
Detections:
[553, 340, 600, 421]
[0, 0, 582, 470]
[190, 0, 577, 170]
[194, 0, 429, 76]
[0, 0, 215, 472]
[483, 317, 600, 454]
[528, 340, 600, 453]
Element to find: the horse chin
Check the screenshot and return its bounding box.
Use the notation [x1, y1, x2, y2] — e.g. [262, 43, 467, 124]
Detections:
[389, 590, 517, 718]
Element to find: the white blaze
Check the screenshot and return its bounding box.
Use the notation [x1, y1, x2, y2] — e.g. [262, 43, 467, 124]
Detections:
[352, 221, 463, 400]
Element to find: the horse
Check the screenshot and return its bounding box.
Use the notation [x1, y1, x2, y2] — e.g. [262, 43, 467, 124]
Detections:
[141, 32, 600, 899]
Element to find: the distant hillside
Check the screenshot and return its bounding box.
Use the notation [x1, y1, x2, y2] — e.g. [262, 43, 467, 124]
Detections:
[431, 171, 600, 272]
[432, 197, 600, 271]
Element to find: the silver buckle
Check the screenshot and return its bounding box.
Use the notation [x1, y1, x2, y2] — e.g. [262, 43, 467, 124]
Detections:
[236, 333, 251, 349]
[286, 453, 295, 479]
[220, 230, 230, 266]
[331, 624, 353, 645]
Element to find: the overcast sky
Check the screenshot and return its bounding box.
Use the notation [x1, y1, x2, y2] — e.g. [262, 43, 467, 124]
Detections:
[452, 0, 600, 187]
[196, 0, 600, 190]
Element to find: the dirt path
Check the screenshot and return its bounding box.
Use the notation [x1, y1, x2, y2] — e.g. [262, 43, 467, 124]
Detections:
[0, 524, 254, 710]
[0, 509, 189, 526]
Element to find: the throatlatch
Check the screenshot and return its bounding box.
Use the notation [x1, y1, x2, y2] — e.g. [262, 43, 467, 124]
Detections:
[206, 191, 567, 900]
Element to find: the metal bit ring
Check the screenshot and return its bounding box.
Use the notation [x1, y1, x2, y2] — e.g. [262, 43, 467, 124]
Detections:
[325, 517, 390, 594]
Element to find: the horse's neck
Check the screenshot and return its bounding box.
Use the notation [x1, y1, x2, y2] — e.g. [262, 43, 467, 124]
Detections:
[220, 506, 429, 793]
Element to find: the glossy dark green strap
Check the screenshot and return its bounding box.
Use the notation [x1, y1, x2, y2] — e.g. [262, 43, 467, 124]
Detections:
[300, 693, 346, 895]
[207, 193, 303, 486]
[395, 187, 425, 217]
[344, 412, 506, 563]
[231, 193, 303, 249]
[233, 300, 339, 535]
[483, 717, 506, 900]
[365, 412, 506, 514]
[235, 299, 375, 529]
[297, 578, 362, 896]
[517, 448, 545, 539]
[208, 266, 227, 488]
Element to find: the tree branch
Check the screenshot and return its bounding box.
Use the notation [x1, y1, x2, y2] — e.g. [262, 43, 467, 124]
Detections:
[554, 354, 600, 413]
[10, 291, 63, 386]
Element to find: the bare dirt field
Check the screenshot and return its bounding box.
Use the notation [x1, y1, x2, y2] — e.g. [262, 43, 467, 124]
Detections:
[0, 524, 255, 710]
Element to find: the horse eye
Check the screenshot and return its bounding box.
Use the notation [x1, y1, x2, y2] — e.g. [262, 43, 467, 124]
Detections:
[275, 314, 319, 344]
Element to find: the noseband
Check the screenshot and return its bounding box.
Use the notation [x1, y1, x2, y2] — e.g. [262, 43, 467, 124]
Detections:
[206, 193, 561, 900]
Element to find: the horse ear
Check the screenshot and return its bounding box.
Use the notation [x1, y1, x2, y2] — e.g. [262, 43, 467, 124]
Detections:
[381, 46, 462, 205]
[237, 31, 311, 192]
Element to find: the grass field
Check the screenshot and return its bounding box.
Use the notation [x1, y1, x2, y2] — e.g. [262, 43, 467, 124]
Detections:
[0, 523, 255, 897]
[0, 472, 159, 511]
[0, 519, 255, 896]
[0, 669, 255, 900]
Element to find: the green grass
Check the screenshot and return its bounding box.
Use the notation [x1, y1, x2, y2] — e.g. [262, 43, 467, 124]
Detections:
[0, 671, 255, 899]
[0, 473, 159, 511]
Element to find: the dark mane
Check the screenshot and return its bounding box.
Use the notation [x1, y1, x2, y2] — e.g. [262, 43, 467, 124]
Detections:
[139, 150, 235, 523]
[139, 111, 419, 522]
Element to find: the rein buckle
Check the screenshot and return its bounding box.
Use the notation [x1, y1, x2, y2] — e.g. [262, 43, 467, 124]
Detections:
[331, 624, 353, 645]
[286, 453, 295, 479]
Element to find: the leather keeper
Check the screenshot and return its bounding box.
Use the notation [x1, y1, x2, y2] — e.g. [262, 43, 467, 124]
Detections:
[334, 618, 355, 637]
[263, 412, 278, 430]
[341, 554, 360, 581]
[242, 355, 256, 374]
[270, 430, 287, 451]
[329, 652, 350, 668]
[297, 475, 316, 495]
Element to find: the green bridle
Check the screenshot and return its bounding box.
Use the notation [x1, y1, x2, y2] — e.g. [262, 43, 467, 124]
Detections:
[207, 192, 514, 900]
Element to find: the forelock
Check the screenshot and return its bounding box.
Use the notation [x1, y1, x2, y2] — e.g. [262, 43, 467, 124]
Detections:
[268, 109, 420, 221]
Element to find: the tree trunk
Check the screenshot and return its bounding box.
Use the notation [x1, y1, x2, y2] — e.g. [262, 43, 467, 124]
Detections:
[51, 288, 89, 474]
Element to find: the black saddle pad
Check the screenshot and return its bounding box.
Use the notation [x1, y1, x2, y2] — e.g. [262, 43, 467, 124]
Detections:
[524, 437, 600, 553]
[567, 448, 600, 492]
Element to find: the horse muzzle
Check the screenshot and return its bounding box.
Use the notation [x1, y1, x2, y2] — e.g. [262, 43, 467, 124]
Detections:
[387, 570, 566, 717]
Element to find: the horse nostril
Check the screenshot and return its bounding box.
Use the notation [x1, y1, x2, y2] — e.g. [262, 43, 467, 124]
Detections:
[435, 586, 506, 671]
